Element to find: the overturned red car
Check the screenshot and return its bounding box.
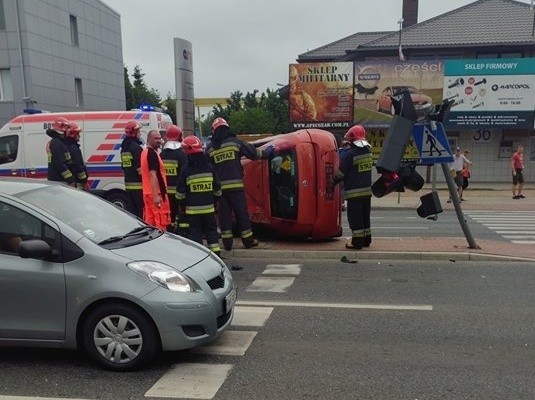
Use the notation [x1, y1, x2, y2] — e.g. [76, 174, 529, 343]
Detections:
[242, 129, 342, 240]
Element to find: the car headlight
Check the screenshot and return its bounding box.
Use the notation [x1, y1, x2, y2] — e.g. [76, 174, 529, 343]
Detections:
[127, 261, 193, 292]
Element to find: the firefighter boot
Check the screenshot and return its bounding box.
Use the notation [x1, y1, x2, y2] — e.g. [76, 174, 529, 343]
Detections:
[243, 237, 259, 249]
[223, 238, 233, 251]
[346, 237, 364, 250]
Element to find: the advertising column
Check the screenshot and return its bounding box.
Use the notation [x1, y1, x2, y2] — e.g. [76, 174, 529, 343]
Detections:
[174, 38, 195, 136]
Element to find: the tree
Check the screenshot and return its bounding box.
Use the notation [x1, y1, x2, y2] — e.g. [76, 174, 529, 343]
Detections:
[129, 65, 161, 109]
[124, 67, 134, 110]
[203, 89, 290, 136]
[161, 92, 177, 124]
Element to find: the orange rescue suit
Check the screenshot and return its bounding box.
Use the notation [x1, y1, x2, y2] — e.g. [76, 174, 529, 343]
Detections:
[140, 148, 171, 230]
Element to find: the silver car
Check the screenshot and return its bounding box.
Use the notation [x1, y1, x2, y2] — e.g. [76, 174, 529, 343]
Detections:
[0, 178, 236, 371]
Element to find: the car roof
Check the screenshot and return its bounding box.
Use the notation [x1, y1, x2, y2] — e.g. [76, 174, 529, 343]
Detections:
[0, 178, 57, 196]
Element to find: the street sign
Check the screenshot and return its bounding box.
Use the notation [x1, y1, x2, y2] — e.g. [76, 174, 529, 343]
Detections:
[412, 123, 453, 164]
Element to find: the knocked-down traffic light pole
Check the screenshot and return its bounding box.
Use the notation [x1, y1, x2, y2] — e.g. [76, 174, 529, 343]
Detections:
[372, 91, 479, 249]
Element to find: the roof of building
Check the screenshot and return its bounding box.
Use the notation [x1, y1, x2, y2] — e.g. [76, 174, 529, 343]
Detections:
[297, 31, 394, 61]
[298, 0, 535, 61]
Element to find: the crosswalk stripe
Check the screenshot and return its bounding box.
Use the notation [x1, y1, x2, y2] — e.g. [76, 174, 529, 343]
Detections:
[231, 306, 274, 327]
[262, 264, 301, 276]
[466, 211, 535, 244]
[191, 331, 257, 356]
[144, 363, 232, 399]
[246, 276, 295, 292]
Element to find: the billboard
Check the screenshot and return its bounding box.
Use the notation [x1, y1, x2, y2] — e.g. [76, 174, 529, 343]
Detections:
[443, 58, 535, 128]
[288, 58, 535, 131]
[353, 60, 444, 128]
[289, 62, 354, 129]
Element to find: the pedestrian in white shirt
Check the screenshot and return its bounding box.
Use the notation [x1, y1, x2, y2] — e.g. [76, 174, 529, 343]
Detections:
[447, 147, 472, 203]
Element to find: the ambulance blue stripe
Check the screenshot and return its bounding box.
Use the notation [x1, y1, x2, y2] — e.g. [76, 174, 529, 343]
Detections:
[134, 113, 143, 119]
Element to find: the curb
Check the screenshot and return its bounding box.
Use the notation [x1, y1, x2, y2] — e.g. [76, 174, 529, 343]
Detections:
[224, 249, 535, 263]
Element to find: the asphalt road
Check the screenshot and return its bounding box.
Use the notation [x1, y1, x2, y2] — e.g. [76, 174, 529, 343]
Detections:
[1, 257, 534, 399]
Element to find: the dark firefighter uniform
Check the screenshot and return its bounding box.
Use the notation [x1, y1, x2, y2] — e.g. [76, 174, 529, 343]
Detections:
[336, 143, 373, 249]
[160, 144, 188, 234]
[65, 133, 88, 190]
[176, 151, 222, 256]
[121, 136, 144, 218]
[206, 125, 270, 251]
[46, 129, 75, 185]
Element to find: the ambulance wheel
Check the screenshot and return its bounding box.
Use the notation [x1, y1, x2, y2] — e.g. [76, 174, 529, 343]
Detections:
[105, 190, 130, 211]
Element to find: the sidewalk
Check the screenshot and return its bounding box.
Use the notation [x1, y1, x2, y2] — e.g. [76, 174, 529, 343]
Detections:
[223, 184, 535, 262]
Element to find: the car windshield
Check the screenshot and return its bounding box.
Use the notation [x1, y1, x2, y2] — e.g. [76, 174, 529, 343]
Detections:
[16, 184, 146, 244]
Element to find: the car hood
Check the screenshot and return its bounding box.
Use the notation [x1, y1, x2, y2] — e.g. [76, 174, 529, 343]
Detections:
[109, 232, 210, 272]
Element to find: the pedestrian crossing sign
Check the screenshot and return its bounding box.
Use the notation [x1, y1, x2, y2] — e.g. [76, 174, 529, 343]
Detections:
[412, 123, 453, 164]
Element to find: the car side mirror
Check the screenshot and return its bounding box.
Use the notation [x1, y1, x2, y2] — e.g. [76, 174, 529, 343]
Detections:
[18, 239, 53, 260]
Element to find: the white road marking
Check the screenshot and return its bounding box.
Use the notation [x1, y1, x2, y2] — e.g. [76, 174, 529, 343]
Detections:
[263, 264, 301, 276]
[236, 300, 432, 311]
[191, 331, 257, 356]
[0, 397, 89, 400]
[144, 363, 232, 399]
[372, 227, 429, 230]
[511, 240, 535, 244]
[246, 276, 295, 292]
[231, 306, 273, 327]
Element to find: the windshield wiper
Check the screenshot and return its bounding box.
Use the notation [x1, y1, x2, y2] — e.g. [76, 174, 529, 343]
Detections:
[98, 226, 156, 245]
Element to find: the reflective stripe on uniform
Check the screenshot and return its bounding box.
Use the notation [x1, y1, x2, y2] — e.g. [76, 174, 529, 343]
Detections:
[186, 205, 216, 215]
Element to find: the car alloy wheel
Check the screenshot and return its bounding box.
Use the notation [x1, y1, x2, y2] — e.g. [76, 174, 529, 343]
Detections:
[83, 303, 159, 371]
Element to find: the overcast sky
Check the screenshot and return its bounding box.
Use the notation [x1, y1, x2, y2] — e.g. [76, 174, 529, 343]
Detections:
[103, 0, 530, 99]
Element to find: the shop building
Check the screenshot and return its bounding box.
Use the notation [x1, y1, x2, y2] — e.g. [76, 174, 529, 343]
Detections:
[296, 0, 535, 183]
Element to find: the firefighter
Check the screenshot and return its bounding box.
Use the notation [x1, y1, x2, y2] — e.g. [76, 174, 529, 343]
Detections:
[334, 124, 373, 249]
[160, 124, 188, 234]
[205, 117, 273, 251]
[46, 117, 75, 186]
[140, 130, 171, 230]
[65, 122, 89, 191]
[120, 120, 144, 218]
[177, 135, 222, 256]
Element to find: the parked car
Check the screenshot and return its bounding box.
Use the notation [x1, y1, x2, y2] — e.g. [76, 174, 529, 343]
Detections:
[242, 129, 342, 240]
[376, 86, 432, 116]
[0, 178, 235, 371]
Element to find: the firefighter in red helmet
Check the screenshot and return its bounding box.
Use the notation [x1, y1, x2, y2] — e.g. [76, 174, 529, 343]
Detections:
[46, 117, 75, 186]
[65, 122, 89, 190]
[176, 136, 222, 257]
[120, 120, 144, 218]
[334, 124, 373, 249]
[205, 117, 274, 252]
[160, 124, 188, 234]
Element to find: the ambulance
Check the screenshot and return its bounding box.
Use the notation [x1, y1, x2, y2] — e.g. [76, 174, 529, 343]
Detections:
[0, 110, 173, 209]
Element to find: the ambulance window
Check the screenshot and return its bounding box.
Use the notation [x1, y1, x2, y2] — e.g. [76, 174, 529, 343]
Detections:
[269, 150, 298, 220]
[0, 135, 18, 165]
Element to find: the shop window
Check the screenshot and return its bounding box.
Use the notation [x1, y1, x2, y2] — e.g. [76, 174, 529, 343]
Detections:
[529, 138, 535, 161]
[0, 134, 18, 165]
[269, 150, 298, 220]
